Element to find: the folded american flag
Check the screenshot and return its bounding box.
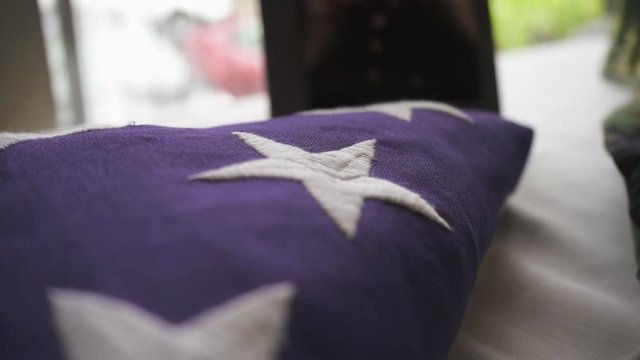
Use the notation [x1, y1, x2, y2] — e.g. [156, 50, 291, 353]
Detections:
[0, 101, 532, 360]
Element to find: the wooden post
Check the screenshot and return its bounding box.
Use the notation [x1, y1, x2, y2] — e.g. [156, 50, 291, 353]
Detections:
[0, 0, 57, 131]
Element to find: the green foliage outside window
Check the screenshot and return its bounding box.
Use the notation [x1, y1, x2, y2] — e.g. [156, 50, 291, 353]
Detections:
[490, 0, 605, 49]
[604, 0, 640, 84]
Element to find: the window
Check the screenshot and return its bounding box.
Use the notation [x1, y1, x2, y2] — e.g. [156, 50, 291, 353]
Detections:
[39, 0, 268, 128]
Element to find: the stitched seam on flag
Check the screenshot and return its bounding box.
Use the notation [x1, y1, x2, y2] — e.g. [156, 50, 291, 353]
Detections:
[0, 125, 123, 153]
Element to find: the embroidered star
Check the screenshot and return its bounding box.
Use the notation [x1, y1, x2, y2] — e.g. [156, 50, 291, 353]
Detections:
[192, 132, 451, 238]
[301, 100, 473, 123]
[49, 283, 294, 360]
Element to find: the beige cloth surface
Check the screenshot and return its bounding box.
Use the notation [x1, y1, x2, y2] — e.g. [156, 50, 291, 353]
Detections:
[450, 33, 640, 359]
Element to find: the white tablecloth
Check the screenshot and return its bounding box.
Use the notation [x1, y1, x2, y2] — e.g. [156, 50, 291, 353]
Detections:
[450, 32, 640, 359]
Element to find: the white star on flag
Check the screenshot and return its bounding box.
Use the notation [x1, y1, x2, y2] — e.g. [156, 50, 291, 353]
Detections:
[300, 100, 473, 123]
[192, 132, 451, 238]
[50, 283, 294, 360]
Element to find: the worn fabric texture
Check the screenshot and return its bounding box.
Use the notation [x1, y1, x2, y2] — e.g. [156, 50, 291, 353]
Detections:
[0, 106, 532, 359]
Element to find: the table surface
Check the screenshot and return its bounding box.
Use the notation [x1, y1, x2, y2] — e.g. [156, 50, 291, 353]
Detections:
[450, 31, 640, 360]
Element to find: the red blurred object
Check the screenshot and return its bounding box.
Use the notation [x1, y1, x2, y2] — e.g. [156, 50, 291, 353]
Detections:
[186, 16, 265, 97]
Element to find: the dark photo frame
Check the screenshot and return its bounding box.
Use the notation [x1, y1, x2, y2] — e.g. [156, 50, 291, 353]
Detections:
[261, 0, 498, 116]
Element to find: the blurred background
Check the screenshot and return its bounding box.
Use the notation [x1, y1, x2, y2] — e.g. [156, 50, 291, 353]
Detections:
[0, 0, 622, 130]
[491, 0, 605, 49]
[37, 0, 267, 129]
